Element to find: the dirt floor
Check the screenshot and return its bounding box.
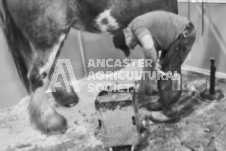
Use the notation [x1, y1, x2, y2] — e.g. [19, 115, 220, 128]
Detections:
[0, 62, 226, 151]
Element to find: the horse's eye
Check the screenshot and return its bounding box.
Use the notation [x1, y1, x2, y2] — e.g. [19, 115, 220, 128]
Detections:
[41, 72, 47, 79]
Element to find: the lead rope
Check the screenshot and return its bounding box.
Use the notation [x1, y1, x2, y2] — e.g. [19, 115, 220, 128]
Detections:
[202, 0, 204, 35]
[188, 0, 191, 20]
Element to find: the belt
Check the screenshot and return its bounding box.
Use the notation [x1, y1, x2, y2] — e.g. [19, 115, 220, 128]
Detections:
[182, 21, 194, 38]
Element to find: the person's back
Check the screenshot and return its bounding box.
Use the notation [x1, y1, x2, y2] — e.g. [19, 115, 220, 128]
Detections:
[126, 10, 196, 122]
[128, 11, 188, 50]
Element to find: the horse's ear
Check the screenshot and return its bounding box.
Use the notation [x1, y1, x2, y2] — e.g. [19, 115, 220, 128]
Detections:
[112, 30, 131, 57]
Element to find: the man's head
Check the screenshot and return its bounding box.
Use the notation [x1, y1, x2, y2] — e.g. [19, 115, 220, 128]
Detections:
[123, 27, 138, 50]
[112, 30, 131, 57]
[113, 28, 138, 57]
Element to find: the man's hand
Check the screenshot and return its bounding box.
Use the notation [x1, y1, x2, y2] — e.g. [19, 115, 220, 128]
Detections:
[155, 60, 166, 76]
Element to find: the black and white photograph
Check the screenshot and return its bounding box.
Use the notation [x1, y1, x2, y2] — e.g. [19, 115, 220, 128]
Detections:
[0, 0, 226, 150]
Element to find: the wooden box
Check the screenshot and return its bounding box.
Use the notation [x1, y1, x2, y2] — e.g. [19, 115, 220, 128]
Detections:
[95, 87, 141, 150]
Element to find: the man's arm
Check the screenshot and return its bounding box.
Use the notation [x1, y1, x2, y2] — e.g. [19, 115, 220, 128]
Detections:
[140, 34, 157, 64]
[140, 34, 166, 75]
[140, 34, 159, 72]
[131, 21, 164, 74]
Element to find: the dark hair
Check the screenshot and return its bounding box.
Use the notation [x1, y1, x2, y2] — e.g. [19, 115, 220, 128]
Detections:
[112, 30, 131, 57]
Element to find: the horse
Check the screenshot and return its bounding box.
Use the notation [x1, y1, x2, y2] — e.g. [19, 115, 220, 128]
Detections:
[0, 0, 178, 134]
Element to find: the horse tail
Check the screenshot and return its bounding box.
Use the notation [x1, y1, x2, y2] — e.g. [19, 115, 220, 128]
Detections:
[0, 0, 32, 92]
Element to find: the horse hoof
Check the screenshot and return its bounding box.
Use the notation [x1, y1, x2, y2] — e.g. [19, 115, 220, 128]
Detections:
[141, 101, 163, 111]
[148, 111, 179, 123]
[30, 107, 67, 134]
[52, 86, 79, 107]
[44, 112, 67, 134]
[138, 85, 159, 96]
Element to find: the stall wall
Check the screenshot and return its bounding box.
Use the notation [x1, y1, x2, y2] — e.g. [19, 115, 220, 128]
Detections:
[0, 29, 27, 108]
[179, 1, 226, 77]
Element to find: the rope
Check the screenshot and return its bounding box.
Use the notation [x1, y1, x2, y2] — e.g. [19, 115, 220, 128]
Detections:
[188, 0, 191, 20]
[202, 0, 205, 35]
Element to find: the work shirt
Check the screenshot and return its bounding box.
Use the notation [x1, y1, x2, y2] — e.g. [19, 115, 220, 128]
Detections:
[128, 11, 188, 51]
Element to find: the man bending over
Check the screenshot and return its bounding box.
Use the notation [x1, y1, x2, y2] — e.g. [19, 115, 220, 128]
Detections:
[115, 11, 196, 121]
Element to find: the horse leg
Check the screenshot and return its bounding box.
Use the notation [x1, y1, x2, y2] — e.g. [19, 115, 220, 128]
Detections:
[49, 58, 79, 107]
[1, 0, 80, 133]
[28, 34, 69, 133]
